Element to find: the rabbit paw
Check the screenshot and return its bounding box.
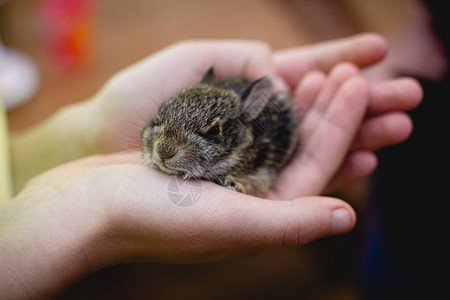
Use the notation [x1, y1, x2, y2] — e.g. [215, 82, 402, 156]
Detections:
[224, 175, 252, 195]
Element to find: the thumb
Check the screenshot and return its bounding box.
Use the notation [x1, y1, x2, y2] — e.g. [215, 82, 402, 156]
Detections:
[208, 192, 356, 248]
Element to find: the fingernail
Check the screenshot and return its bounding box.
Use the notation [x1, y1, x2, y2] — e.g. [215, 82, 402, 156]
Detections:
[332, 209, 354, 233]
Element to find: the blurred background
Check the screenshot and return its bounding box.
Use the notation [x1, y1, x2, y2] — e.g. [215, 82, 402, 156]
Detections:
[2, 0, 428, 131]
[1, 0, 446, 299]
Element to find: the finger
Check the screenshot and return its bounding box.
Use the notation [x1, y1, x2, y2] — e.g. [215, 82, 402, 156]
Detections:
[204, 191, 356, 248]
[292, 71, 326, 115]
[277, 77, 369, 198]
[299, 63, 360, 141]
[368, 77, 423, 115]
[274, 33, 388, 89]
[313, 62, 361, 113]
[325, 150, 378, 193]
[353, 112, 414, 150]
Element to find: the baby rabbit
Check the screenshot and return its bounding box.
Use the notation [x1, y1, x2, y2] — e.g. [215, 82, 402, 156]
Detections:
[142, 67, 299, 196]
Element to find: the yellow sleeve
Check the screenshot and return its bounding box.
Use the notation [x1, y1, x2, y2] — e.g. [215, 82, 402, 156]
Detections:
[0, 96, 13, 205]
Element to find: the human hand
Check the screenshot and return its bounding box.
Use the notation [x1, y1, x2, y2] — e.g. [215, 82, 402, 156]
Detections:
[269, 60, 423, 198]
[0, 152, 355, 299]
[268, 62, 370, 199]
[85, 34, 421, 194]
[274, 34, 423, 192]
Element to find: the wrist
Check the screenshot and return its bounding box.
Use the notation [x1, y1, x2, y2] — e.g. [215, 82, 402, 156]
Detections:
[0, 173, 117, 299]
[10, 100, 100, 191]
[54, 100, 102, 156]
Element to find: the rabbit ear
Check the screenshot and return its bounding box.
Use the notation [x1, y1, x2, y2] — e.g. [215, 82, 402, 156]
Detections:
[240, 77, 273, 122]
[200, 66, 215, 84]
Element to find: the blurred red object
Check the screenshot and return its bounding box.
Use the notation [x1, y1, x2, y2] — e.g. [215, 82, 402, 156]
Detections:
[37, 0, 98, 73]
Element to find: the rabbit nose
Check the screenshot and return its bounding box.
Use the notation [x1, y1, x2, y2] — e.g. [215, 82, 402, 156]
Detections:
[155, 140, 177, 162]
